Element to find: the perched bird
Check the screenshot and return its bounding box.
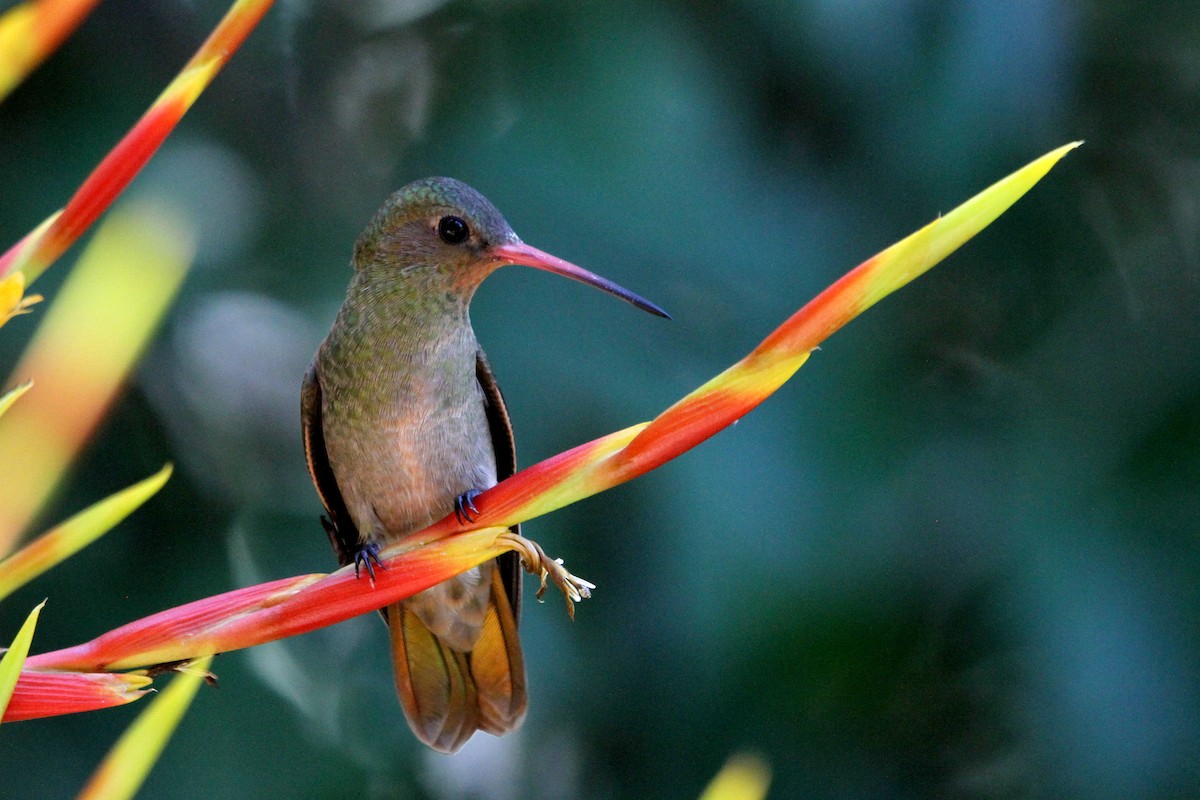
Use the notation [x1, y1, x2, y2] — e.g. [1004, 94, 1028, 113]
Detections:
[302, 177, 668, 753]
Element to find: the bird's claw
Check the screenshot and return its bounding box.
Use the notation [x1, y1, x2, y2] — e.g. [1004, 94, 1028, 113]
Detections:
[352, 542, 385, 582]
[454, 489, 483, 525]
[496, 531, 594, 620]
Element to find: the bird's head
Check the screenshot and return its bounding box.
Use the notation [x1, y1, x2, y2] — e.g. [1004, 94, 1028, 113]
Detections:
[352, 176, 668, 318]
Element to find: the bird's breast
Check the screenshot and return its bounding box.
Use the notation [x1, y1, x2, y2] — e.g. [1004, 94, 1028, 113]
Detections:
[317, 325, 497, 542]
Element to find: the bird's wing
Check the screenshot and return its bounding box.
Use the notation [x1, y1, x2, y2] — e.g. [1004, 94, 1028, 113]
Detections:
[476, 350, 522, 618]
[301, 360, 360, 567]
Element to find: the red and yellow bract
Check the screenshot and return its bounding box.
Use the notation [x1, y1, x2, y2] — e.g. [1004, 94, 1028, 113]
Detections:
[411, 141, 1083, 537]
[0, 0, 101, 102]
[27, 528, 510, 672]
[0, 0, 274, 285]
[13, 143, 1079, 716]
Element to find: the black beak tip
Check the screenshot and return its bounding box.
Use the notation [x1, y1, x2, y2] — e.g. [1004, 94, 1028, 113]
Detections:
[631, 296, 671, 319]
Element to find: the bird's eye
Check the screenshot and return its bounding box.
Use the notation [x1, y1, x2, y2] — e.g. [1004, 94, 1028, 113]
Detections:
[437, 216, 470, 245]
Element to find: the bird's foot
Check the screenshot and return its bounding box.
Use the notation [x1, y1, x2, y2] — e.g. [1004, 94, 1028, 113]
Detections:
[454, 489, 483, 525]
[352, 541, 386, 582]
[496, 531, 595, 620]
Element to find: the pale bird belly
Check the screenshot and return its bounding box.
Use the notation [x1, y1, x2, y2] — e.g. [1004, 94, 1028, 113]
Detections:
[329, 400, 496, 540]
[323, 393, 499, 651]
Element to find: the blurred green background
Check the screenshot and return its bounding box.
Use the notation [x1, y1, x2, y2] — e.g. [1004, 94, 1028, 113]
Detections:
[2, 1, 1198, 798]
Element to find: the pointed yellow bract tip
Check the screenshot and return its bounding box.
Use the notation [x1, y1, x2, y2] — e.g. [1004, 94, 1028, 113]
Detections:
[0, 600, 46, 723]
[0, 463, 174, 598]
[0, 380, 31, 419]
[698, 753, 771, 800]
[853, 140, 1082, 314]
[77, 655, 214, 800]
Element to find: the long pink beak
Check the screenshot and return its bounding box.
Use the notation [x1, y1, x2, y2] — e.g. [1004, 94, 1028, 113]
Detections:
[489, 241, 670, 319]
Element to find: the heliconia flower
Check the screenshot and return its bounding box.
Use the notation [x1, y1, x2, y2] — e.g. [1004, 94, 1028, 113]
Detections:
[2, 667, 152, 722]
[0, 465, 173, 601]
[0, 0, 274, 284]
[0, 0, 101, 103]
[76, 656, 213, 800]
[16, 144, 1078, 698]
[698, 754, 772, 800]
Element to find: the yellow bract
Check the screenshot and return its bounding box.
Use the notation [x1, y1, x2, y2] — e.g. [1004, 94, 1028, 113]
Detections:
[0, 3, 37, 101]
[76, 656, 214, 800]
[0, 465, 173, 598]
[0, 271, 42, 328]
[855, 141, 1083, 314]
[0, 202, 193, 554]
[698, 754, 772, 800]
[0, 600, 45, 724]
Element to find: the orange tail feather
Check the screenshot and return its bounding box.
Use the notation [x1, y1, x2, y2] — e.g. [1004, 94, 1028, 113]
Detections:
[387, 568, 527, 753]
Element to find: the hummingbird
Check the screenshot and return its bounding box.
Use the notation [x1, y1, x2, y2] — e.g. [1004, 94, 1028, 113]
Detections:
[301, 177, 668, 754]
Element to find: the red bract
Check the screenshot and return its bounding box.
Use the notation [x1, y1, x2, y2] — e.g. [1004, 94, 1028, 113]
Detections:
[27, 529, 509, 671]
[3, 669, 150, 722]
